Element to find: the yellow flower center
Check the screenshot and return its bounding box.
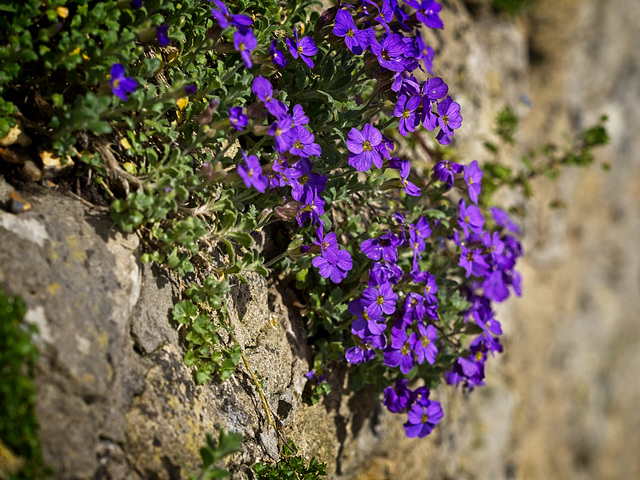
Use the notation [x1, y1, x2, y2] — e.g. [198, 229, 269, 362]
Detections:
[376, 295, 385, 306]
[363, 140, 372, 151]
[403, 109, 411, 119]
[347, 29, 355, 38]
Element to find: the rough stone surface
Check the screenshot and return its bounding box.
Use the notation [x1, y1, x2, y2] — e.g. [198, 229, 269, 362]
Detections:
[1, 0, 640, 479]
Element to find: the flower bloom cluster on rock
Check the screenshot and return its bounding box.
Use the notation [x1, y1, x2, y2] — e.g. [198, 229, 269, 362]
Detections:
[105, 0, 523, 439]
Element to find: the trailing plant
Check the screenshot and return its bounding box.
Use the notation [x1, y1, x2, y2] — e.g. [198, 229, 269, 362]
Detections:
[253, 442, 327, 480]
[0, 0, 608, 469]
[184, 428, 243, 479]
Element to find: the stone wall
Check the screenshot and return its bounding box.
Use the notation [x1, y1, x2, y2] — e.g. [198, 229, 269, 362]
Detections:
[1, 0, 639, 479]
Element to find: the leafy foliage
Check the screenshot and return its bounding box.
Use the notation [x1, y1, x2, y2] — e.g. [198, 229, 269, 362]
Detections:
[0, 288, 51, 479]
[253, 443, 327, 480]
[185, 429, 243, 480]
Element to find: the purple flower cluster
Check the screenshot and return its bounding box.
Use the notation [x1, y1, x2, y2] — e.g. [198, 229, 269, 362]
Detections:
[383, 380, 443, 438]
[342, 151, 522, 435]
[210, 0, 256, 68]
[444, 178, 523, 391]
[201, 0, 524, 438]
[332, 1, 462, 152]
[238, 74, 353, 283]
[345, 214, 442, 377]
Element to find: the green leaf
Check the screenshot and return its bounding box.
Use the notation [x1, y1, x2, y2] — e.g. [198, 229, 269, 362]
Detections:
[213, 430, 243, 462]
[173, 300, 198, 324]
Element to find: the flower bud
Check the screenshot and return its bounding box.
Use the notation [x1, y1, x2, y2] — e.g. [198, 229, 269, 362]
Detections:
[275, 201, 302, 222]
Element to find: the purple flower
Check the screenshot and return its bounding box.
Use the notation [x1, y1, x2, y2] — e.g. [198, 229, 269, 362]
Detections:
[389, 158, 421, 196]
[422, 77, 448, 102]
[345, 334, 386, 364]
[374, 0, 396, 31]
[314, 227, 338, 261]
[238, 152, 268, 192]
[269, 115, 295, 152]
[229, 106, 248, 130]
[383, 378, 413, 413]
[394, 94, 421, 136]
[376, 133, 395, 159]
[408, 216, 431, 255]
[349, 298, 386, 337]
[432, 160, 463, 188]
[368, 261, 403, 287]
[490, 207, 520, 234]
[233, 28, 257, 68]
[482, 231, 505, 263]
[435, 95, 463, 145]
[251, 76, 288, 118]
[422, 272, 438, 304]
[464, 160, 483, 204]
[210, 0, 253, 29]
[110, 63, 137, 101]
[346, 124, 383, 172]
[415, 34, 434, 74]
[370, 33, 408, 72]
[296, 188, 325, 226]
[458, 199, 485, 237]
[362, 282, 398, 318]
[400, 292, 426, 327]
[131, 0, 143, 8]
[291, 104, 309, 127]
[403, 399, 444, 438]
[414, 323, 438, 365]
[483, 269, 510, 302]
[313, 248, 352, 283]
[406, 0, 444, 29]
[472, 308, 502, 337]
[333, 10, 371, 55]
[286, 29, 318, 69]
[289, 158, 326, 200]
[445, 355, 485, 391]
[290, 126, 322, 158]
[384, 327, 416, 374]
[156, 25, 170, 46]
[269, 40, 288, 68]
[459, 245, 489, 278]
[361, 232, 401, 263]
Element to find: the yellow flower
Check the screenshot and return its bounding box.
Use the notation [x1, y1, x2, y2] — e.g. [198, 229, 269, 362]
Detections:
[56, 6, 69, 18]
[176, 97, 189, 111]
